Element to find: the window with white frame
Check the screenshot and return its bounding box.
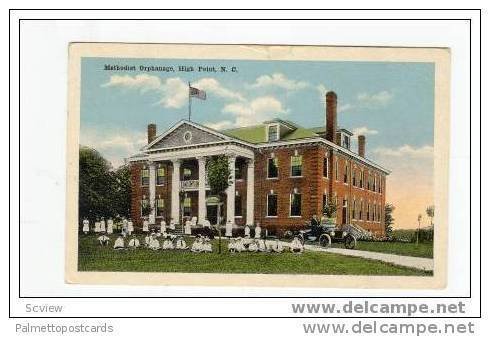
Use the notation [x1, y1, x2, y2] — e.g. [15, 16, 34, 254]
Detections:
[323, 155, 329, 178]
[156, 197, 165, 217]
[335, 158, 339, 181]
[268, 124, 279, 142]
[290, 190, 302, 216]
[141, 167, 149, 186]
[343, 163, 349, 184]
[235, 192, 242, 217]
[352, 199, 356, 220]
[267, 157, 279, 178]
[267, 193, 278, 217]
[140, 198, 149, 217]
[359, 200, 363, 220]
[156, 165, 166, 185]
[291, 155, 303, 177]
[183, 196, 192, 217]
[183, 168, 192, 181]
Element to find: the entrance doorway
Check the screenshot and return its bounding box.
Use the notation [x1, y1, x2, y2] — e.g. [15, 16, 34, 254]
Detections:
[207, 205, 218, 225]
[206, 196, 224, 225]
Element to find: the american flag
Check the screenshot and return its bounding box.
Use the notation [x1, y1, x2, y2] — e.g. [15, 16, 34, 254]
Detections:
[189, 86, 206, 100]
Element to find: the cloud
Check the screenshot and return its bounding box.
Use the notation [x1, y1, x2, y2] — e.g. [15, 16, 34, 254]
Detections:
[373, 144, 433, 158]
[204, 120, 235, 130]
[338, 103, 353, 113]
[102, 74, 243, 109]
[80, 128, 147, 168]
[352, 126, 379, 136]
[157, 77, 189, 108]
[316, 83, 329, 94]
[101, 74, 162, 93]
[249, 73, 309, 91]
[194, 78, 245, 101]
[357, 90, 393, 106]
[222, 96, 287, 127]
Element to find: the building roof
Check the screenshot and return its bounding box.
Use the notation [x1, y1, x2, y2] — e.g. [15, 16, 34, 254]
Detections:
[130, 119, 390, 174]
[308, 126, 326, 134]
[223, 119, 320, 144]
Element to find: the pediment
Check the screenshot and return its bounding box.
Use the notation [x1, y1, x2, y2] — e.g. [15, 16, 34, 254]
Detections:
[148, 121, 228, 150]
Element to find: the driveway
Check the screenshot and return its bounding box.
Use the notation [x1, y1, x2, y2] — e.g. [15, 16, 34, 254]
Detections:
[304, 244, 434, 271]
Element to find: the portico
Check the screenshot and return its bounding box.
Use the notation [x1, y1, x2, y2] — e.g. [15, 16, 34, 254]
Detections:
[148, 152, 254, 232]
[135, 120, 255, 234]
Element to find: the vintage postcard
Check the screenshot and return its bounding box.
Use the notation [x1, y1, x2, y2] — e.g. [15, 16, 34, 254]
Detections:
[65, 43, 449, 288]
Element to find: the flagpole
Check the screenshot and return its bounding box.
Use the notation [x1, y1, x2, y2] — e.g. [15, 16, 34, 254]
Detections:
[188, 81, 191, 121]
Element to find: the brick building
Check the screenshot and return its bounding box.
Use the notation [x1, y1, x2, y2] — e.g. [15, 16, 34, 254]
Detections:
[128, 91, 389, 236]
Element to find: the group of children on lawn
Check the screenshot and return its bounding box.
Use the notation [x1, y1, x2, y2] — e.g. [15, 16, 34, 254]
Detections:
[85, 217, 304, 254]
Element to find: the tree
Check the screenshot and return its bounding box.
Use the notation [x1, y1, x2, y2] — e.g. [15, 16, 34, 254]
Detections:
[78, 146, 132, 228]
[111, 164, 132, 219]
[416, 214, 422, 245]
[426, 205, 435, 227]
[206, 155, 232, 253]
[384, 203, 395, 235]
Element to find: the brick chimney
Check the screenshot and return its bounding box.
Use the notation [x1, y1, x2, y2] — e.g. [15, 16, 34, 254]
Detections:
[335, 132, 342, 146]
[358, 135, 366, 157]
[147, 123, 156, 144]
[325, 91, 337, 142]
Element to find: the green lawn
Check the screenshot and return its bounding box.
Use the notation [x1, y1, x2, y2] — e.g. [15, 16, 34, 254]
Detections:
[78, 235, 432, 276]
[332, 241, 433, 258]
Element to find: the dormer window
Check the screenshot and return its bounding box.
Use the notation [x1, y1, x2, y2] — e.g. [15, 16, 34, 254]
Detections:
[342, 134, 350, 149]
[267, 124, 279, 142]
[337, 128, 353, 150]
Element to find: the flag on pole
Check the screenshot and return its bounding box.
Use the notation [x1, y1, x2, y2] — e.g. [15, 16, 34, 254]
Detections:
[189, 86, 206, 100]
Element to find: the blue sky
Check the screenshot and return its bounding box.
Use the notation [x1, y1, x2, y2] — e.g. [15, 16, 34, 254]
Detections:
[80, 57, 435, 228]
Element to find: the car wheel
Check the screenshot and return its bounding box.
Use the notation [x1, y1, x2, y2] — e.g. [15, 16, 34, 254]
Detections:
[319, 234, 331, 248]
[344, 234, 357, 249]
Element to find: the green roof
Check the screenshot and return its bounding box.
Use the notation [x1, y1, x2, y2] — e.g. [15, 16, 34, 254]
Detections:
[222, 120, 321, 144]
[308, 126, 326, 134]
[222, 125, 267, 144]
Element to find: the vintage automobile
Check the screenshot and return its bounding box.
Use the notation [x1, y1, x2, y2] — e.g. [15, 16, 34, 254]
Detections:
[286, 219, 368, 249]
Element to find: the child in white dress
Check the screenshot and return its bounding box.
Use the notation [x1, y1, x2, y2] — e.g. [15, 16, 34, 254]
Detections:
[128, 235, 140, 248]
[228, 238, 236, 253]
[191, 236, 203, 253]
[175, 236, 188, 250]
[127, 219, 134, 235]
[290, 236, 304, 254]
[97, 234, 110, 246]
[82, 219, 89, 234]
[113, 235, 125, 249]
[248, 240, 258, 252]
[202, 237, 212, 253]
[257, 239, 267, 252]
[149, 234, 160, 250]
[272, 239, 284, 253]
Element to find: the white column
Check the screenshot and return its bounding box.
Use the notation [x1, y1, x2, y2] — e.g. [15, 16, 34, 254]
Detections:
[246, 159, 255, 226]
[197, 156, 207, 224]
[171, 159, 181, 224]
[148, 161, 156, 224]
[225, 155, 236, 236]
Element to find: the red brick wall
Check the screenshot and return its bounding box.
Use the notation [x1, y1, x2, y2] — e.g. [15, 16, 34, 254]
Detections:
[130, 161, 173, 227]
[253, 145, 325, 235]
[330, 154, 386, 236]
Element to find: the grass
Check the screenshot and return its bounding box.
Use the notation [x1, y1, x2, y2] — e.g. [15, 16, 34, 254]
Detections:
[78, 234, 432, 276]
[331, 241, 433, 258]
